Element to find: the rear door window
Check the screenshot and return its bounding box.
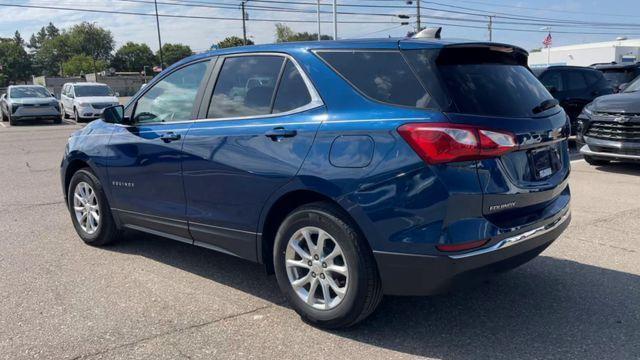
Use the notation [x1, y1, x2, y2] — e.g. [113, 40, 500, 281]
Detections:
[272, 60, 312, 113]
[316, 51, 433, 108]
[565, 70, 588, 91]
[208, 56, 285, 119]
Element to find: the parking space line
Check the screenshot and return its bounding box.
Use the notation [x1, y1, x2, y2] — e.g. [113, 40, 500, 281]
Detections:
[0, 122, 6, 128]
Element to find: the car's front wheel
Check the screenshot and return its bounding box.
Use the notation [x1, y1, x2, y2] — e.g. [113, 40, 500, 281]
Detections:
[274, 202, 382, 329]
[68, 169, 120, 246]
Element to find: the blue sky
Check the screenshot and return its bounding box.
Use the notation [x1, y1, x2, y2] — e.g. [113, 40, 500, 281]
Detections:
[0, 0, 639, 52]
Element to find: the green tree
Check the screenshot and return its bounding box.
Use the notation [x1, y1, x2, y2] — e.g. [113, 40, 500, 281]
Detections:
[66, 22, 114, 62]
[32, 35, 72, 76]
[111, 42, 156, 74]
[158, 43, 192, 67]
[0, 38, 32, 86]
[215, 36, 254, 49]
[62, 55, 107, 76]
[275, 23, 332, 42]
[28, 22, 59, 50]
[14, 31, 24, 46]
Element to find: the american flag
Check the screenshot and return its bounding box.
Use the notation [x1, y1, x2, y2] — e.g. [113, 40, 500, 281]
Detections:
[543, 33, 553, 48]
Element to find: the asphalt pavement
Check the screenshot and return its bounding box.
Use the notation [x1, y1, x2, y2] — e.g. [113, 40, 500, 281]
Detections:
[0, 121, 638, 359]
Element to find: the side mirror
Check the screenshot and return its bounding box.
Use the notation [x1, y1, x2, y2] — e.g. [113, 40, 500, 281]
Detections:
[618, 83, 629, 92]
[102, 105, 127, 124]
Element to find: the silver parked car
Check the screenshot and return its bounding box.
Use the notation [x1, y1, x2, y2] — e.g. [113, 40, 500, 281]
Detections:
[0, 85, 62, 125]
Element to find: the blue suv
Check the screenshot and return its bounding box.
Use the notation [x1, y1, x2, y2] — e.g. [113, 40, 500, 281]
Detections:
[61, 39, 571, 328]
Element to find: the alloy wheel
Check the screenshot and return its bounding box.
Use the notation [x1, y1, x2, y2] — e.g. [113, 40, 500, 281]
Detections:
[285, 226, 349, 310]
[73, 181, 100, 234]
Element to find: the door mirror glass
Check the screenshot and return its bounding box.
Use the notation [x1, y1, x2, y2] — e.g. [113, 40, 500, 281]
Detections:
[102, 105, 126, 124]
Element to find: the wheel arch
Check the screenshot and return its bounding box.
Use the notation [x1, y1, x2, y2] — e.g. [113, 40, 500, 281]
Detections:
[63, 157, 99, 202]
[258, 186, 371, 274]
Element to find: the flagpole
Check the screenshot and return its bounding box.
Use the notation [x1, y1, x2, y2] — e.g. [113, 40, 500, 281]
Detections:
[541, 26, 552, 66]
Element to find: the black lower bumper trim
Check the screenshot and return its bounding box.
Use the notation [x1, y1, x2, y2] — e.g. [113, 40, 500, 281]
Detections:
[374, 212, 571, 296]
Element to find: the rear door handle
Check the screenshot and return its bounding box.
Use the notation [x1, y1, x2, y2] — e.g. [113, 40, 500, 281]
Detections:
[265, 127, 297, 141]
[160, 132, 181, 143]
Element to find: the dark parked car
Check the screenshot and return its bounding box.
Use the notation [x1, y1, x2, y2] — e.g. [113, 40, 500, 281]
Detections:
[534, 66, 614, 134]
[592, 62, 640, 92]
[578, 74, 640, 165]
[61, 39, 571, 328]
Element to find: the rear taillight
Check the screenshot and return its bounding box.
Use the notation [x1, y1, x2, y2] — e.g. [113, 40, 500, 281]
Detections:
[397, 123, 517, 164]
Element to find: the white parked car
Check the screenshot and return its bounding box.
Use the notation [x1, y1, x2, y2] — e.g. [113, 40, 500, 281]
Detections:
[60, 83, 120, 122]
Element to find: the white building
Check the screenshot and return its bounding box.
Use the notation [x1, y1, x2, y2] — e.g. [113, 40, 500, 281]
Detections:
[528, 38, 640, 68]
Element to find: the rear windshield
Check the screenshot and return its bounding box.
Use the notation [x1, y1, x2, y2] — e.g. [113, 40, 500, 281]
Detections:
[10, 86, 51, 99]
[600, 70, 637, 88]
[404, 48, 554, 117]
[75, 85, 114, 97]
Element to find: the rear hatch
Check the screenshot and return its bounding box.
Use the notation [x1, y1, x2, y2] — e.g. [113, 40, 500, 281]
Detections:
[401, 42, 571, 228]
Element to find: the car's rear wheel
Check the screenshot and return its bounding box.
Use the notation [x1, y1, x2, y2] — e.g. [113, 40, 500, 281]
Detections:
[274, 202, 382, 329]
[62, 105, 69, 119]
[68, 169, 120, 246]
[584, 155, 610, 166]
[74, 108, 81, 123]
[8, 114, 17, 126]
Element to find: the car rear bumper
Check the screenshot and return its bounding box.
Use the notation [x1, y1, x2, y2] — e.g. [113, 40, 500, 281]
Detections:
[373, 206, 571, 296]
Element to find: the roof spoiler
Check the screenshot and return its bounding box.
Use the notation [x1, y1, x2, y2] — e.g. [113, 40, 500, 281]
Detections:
[413, 27, 442, 40]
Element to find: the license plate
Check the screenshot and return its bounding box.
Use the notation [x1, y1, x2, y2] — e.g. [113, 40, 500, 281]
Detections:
[530, 148, 554, 180]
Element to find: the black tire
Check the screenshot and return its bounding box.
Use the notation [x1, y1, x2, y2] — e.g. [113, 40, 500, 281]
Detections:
[584, 155, 610, 166]
[8, 113, 17, 126]
[74, 108, 81, 123]
[273, 201, 382, 329]
[67, 168, 120, 246]
[62, 106, 69, 119]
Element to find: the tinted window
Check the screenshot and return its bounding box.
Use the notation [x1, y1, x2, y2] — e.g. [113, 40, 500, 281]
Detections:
[405, 48, 553, 117]
[75, 85, 114, 97]
[623, 76, 640, 93]
[134, 60, 208, 123]
[601, 70, 636, 88]
[317, 51, 432, 108]
[584, 70, 605, 87]
[208, 56, 285, 118]
[10, 86, 51, 99]
[273, 60, 312, 113]
[540, 71, 564, 92]
[565, 71, 588, 91]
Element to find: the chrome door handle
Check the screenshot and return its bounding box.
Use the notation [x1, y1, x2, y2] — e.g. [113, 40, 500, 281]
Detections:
[265, 127, 297, 141]
[160, 132, 181, 143]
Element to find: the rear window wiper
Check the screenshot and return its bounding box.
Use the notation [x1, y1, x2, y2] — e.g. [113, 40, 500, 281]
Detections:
[532, 99, 559, 114]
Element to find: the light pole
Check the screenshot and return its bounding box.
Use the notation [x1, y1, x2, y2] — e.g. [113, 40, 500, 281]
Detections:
[332, 0, 337, 40]
[241, 0, 250, 45]
[154, 0, 164, 69]
[488, 15, 494, 41]
[317, 0, 321, 40]
[405, 0, 421, 33]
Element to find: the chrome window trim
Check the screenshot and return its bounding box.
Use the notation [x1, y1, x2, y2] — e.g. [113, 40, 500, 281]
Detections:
[118, 52, 324, 127]
[201, 52, 324, 123]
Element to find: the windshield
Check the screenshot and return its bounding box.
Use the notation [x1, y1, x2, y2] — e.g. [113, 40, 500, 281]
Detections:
[74, 85, 114, 97]
[623, 76, 640, 93]
[10, 86, 51, 99]
[601, 70, 635, 88]
[404, 48, 554, 117]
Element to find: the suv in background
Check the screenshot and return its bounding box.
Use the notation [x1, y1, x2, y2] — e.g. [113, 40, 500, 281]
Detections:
[534, 66, 613, 134]
[592, 62, 640, 92]
[61, 40, 571, 328]
[0, 85, 61, 125]
[578, 74, 640, 165]
[60, 83, 119, 122]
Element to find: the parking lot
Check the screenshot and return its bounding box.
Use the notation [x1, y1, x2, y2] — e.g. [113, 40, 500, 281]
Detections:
[0, 121, 638, 360]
